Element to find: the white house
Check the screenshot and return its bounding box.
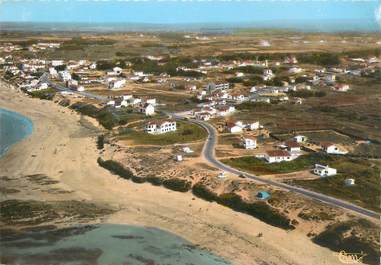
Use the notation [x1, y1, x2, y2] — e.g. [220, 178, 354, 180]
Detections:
[51, 60, 64, 67]
[146, 98, 157, 106]
[59, 71, 71, 81]
[108, 79, 126, 89]
[122, 94, 133, 100]
[294, 135, 307, 143]
[145, 120, 177, 134]
[262, 69, 274, 81]
[321, 142, 348, 155]
[113, 67, 123, 75]
[183, 147, 193, 154]
[195, 112, 211, 121]
[325, 74, 336, 84]
[229, 92, 246, 102]
[264, 150, 292, 163]
[37, 82, 48, 90]
[288, 67, 303, 74]
[114, 99, 128, 108]
[243, 138, 257, 149]
[140, 103, 155, 116]
[216, 106, 235, 116]
[344, 178, 355, 186]
[68, 79, 79, 89]
[284, 141, 301, 153]
[226, 122, 243, 133]
[49, 67, 58, 78]
[129, 97, 142, 105]
[247, 121, 260, 130]
[107, 100, 115, 106]
[334, 84, 350, 92]
[313, 164, 337, 177]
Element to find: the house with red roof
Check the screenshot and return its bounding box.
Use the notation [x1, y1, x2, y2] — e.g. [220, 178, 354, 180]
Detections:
[264, 150, 292, 163]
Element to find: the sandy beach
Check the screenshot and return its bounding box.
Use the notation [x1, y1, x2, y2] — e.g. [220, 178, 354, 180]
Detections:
[0, 81, 344, 265]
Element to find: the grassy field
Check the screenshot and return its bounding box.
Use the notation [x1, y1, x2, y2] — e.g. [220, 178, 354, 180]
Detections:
[223, 152, 380, 212]
[291, 159, 380, 212]
[235, 80, 381, 144]
[273, 130, 355, 144]
[118, 121, 207, 145]
[222, 153, 332, 175]
[351, 143, 381, 158]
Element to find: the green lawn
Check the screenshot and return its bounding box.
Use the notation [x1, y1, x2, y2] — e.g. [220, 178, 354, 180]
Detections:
[222, 153, 333, 175]
[292, 159, 380, 212]
[223, 153, 380, 212]
[118, 121, 207, 145]
[29, 88, 56, 100]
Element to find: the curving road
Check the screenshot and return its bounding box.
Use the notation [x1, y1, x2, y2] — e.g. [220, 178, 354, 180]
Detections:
[189, 118, 379, 221]
[40, 78, 379, 221]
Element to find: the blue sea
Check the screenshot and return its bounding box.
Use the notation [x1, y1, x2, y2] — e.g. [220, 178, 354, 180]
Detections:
[2, 224, 232, 265]
[0, 108, 33, 157]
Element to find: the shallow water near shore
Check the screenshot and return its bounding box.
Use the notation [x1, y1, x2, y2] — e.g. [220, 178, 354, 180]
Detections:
[0, 108, 33, 157]
[1, 224, 232, 265]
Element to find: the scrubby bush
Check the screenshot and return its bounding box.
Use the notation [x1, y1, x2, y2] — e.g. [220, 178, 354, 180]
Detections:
[59, 98, 70, 107]
[313, 222, 378, 265]
[145, 176, 163, 186]
[70, 103, 118, 130]
[216, 193, 294, 230]
[192, 183, 218, 202]
[131, 175, 146, 183]
[191, 183, 294, 230]
[296, 53, 340, 66]
[289, 90, 326, 98]
[97, 135, 104, 150]
[162, 178, 192, 192]
[97, 158, 133, 179]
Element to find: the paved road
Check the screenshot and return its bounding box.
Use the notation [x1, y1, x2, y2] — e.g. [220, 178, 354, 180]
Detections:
[40, 73, 107, 101]
[37, 79, 379, 221]
[188, 118, 379, 221]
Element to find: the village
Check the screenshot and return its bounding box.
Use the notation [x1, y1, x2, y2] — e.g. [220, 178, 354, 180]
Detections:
[1, 30, 380, 265]
[1, 36, 380, 189]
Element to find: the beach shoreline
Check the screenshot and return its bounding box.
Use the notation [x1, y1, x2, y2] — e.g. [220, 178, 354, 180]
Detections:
[0, 81, 344, 265]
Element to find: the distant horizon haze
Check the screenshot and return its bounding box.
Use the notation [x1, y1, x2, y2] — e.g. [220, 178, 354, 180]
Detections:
[0, 1, 380, 32]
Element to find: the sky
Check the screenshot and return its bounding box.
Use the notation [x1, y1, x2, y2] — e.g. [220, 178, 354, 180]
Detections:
[0, 1, 380, 29]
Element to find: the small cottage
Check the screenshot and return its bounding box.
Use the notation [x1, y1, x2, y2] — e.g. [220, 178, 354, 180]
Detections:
[313, 164, 337, 177]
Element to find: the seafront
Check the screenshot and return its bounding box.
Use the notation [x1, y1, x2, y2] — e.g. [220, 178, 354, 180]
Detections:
[0, 81, 345, 265]
[0, 108, 33, 156]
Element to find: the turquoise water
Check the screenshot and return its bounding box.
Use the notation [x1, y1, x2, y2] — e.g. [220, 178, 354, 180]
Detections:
[0, 108, 33, 156]
[2, 224, 232, 265]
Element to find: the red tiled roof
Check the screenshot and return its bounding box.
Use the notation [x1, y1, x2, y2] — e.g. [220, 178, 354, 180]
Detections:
[320, 142, 335, 148]
[266, 150, 290, 157]
[285, 141, 300, 148]
[146, 119, 175, 126]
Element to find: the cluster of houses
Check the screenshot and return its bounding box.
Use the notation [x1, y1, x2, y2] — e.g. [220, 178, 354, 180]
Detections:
[28, 42, 61, 52]
[193, 105, 236, 120]
[225, 120, 261, 133]
[106, 94, 157, 116]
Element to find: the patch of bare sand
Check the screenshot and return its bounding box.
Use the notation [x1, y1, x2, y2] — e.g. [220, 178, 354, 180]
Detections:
[0, 82, 349, 265]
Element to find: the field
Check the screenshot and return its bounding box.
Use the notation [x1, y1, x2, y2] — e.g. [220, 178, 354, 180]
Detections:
[223, 152, 380, 211]
[272, 130, 355, 145]
[222, 152, 331, 175]
[235, 80, 381, 144]
[291, 160, 380, 212]
[118, 121, 207, 145]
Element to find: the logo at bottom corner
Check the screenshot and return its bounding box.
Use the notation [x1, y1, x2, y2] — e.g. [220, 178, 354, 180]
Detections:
[335, 250, 367, 264]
